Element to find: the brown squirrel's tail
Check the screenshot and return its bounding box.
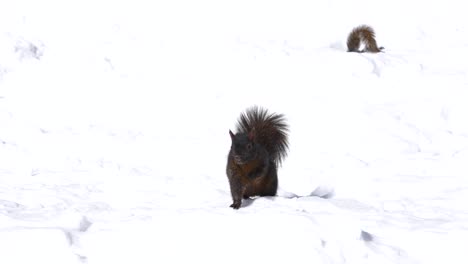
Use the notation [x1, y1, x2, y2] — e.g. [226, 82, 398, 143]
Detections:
[347, 25, 384, 53]
[235, 106, 289, 167]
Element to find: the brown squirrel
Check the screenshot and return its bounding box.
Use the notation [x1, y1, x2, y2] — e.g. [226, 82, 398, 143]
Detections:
[226, 106, 289, 209]
[347, 25, 384, 53]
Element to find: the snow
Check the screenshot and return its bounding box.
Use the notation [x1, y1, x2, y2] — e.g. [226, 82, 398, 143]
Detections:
[1, 0, 468, 263]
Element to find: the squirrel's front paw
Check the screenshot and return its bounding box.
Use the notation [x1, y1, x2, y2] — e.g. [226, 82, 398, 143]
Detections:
[230, 201, 241, 209]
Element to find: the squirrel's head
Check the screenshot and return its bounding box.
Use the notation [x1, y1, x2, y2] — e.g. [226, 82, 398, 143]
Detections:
[229, 130, 258, 164]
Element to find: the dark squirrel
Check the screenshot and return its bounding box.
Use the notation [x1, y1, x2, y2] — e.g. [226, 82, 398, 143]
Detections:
[226, 106, 289, 209]
[347, 25, 384, 53]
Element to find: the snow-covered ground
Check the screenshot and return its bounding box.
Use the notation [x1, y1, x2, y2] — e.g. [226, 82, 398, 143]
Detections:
[1, 0, 468, 263]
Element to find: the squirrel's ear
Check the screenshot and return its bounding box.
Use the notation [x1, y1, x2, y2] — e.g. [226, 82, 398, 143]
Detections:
[229, 130, 235, 140]
[248, 129, 255, 141]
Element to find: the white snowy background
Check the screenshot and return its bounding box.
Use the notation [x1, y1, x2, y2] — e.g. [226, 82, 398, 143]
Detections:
[1, 0, 468, 263]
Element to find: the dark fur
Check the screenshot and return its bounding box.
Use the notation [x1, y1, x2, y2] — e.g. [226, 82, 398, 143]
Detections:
[347, 25, 384, 53]
[226, 106, 289, 209]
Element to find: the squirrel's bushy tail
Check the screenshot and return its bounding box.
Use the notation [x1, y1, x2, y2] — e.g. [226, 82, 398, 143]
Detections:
[235, 106, 289, 166]
[347, 25, 384, 53]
